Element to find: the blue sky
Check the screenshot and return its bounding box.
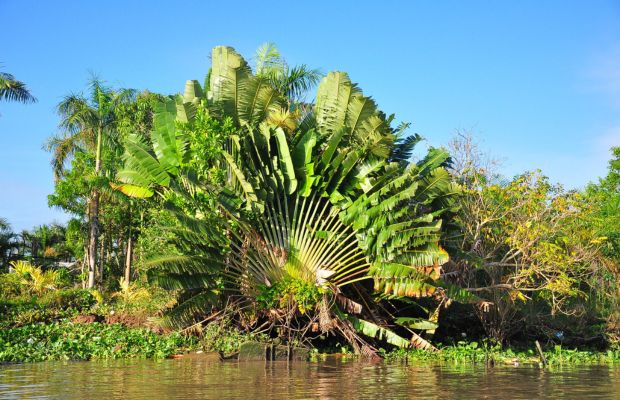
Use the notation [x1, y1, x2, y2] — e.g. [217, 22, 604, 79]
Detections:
[1, 0, 619, 231]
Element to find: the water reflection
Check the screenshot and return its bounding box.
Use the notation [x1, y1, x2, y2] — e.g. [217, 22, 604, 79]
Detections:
[1, 358, 618, 399]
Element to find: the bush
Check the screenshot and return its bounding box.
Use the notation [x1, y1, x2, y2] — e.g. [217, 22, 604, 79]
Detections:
[9, 260, 61, 296]
[256, 278, 324, 314]
[0, 273, 21, 298]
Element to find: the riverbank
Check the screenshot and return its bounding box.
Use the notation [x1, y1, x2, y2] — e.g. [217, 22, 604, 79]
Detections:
[2, 321, 619, 365]
[382, 342, 620, 366]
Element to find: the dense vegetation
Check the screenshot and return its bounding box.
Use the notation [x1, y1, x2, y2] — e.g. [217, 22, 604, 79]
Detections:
[0, 323, 197, 363]
[1, 45, 618, 363]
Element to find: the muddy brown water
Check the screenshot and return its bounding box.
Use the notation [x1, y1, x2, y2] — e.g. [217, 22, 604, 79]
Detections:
[1, 358, 619, 399]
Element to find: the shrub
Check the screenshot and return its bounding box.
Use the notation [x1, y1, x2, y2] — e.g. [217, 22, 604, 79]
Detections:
[112, 278, 151, 305]
[0, 273, 21, 299]
[9, 260, 61, 296]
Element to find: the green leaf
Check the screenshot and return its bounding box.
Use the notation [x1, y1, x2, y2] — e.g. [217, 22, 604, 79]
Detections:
[113, 183, 154, 198]
[152, 97, 180, 170]
[342, 312, 410, 348]
[274, 127, 298, 194]
[222, 151, 258, 205]
[394, 317, 439, 331]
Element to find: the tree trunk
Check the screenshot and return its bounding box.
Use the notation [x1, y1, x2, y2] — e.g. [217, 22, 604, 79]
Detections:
[87, 191, 99, 288]
[124, 235, 133, 284]
[87, 127, 103, 289]
[99, 233, 105, 285]
[82, 244, 88, 289]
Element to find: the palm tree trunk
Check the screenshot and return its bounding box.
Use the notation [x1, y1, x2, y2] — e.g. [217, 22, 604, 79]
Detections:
[87, 128, 103, 288]
[87, 191, 99, 288]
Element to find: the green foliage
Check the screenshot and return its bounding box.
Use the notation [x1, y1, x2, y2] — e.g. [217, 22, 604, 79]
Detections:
[0, 288, 95, 329]
[5, 221, 75, 268]
[184, 107, 235, 184]
[201, 320, 267, 354]
[107, 279, 174, 314]
[256, 278, 324, 314]
[0, 271, 21, 297]
[254, 42, 322, 106]
[45, 80, 158, 289]
[47, 151, 91, 215]
[584, 147, 620, 343]
[0, 322, 198, 363]
[38, 288, 97, 310]
[116, 46, 460, 353]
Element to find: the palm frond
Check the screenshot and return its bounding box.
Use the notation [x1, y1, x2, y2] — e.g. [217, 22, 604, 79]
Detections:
[254, 42, 282, 76]
[278, 64, 322, 102]
[389, 131, 421, 165]
[0, 71, 36, 103]
[156, 289, 221, 331]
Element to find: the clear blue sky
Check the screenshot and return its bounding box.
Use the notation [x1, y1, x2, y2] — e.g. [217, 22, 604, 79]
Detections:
[1, 0, 619, 231]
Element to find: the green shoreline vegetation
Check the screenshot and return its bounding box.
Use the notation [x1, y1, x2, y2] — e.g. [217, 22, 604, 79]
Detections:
[1, 44, 618, 365]
[2, 320, 618, 365]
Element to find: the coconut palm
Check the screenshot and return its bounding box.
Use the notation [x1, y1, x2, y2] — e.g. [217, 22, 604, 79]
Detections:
[46, 79, 135, 288]
[0, 70, 36, 104]
[118, 47, 463, 353]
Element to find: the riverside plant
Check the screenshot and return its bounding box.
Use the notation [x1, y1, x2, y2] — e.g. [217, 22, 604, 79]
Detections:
[114, 46, 477, 356]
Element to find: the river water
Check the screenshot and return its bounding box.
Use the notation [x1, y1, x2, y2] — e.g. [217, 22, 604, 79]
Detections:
[1, 358, 618, 399]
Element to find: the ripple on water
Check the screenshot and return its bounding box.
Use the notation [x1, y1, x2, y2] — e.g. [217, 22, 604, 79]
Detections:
[1, 359, 619, 400]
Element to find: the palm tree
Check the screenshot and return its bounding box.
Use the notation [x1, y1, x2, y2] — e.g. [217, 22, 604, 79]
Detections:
[252, 43, 322, 132]
[254, 43, 322, 105]
[0, 70, 36, 104]
[46, 78, 135, 288]
[17, 229, 30, 258]
[118, 46, 464, 354]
